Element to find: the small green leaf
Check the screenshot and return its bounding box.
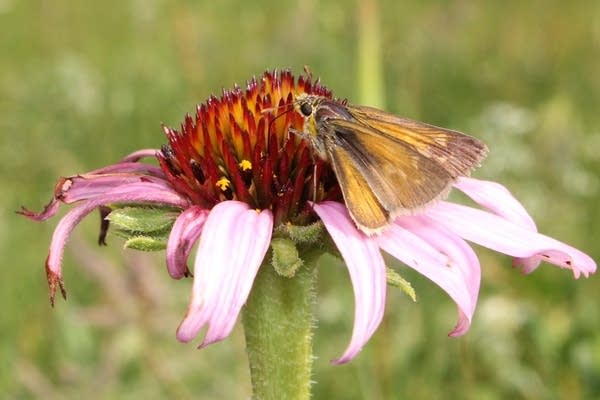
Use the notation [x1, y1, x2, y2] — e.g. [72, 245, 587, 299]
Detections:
[275, 221, 324, 245]
[123, 235, 168, 251]
[387, 267, 417, 302]
[271, 238, 303, 278]
[107, 206, 179, 234]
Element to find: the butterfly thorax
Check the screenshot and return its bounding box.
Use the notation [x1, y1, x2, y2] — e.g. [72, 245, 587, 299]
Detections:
[295, 94, 354, 160]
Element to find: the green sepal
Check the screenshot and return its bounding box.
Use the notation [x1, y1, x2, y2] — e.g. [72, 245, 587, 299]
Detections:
[106, 206, 179, 233]
[123, 235, 169, 251]
[386, 267, 417, 302]
[106, 206, 178, 251]
[274, 221, 324, 245]
[271, 238, 304, 278]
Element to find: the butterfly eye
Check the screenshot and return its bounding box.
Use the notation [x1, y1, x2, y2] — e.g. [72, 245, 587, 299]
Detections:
[299, 102, 313, 117]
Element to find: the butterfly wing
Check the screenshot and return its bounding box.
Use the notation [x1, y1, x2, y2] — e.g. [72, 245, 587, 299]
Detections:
[347, 105, 488, 177]
[323, 110, 487, 231]
[326, 142, 391, 233]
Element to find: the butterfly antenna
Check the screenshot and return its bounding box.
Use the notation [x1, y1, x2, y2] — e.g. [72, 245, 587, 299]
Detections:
[262, 103, 294, 153]
[312, 162, 318, 204]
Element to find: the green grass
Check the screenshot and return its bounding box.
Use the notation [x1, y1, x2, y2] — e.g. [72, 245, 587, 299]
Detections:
[2, 0, 599, 398]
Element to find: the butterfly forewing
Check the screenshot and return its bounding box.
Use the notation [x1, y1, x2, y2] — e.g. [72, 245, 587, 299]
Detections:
[327, 119, 455, 218]
[347, 106, 488, 177]
[327, 144, 389, 232]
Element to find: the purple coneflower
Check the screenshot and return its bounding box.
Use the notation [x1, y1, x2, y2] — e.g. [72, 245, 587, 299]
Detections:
[21, 70, 596, 369]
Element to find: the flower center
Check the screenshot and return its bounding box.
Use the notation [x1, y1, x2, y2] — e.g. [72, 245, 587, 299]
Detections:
[157, 70, 343, 227]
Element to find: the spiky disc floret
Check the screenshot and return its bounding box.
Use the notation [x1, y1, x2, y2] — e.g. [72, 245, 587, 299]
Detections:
[157, 70, 342, 227]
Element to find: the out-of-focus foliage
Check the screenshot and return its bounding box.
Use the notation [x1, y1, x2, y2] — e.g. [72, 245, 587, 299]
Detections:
[2, 1, 599, 399]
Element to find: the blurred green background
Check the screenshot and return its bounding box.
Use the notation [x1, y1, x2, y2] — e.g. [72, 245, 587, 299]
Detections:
[2, 0, 599, 399]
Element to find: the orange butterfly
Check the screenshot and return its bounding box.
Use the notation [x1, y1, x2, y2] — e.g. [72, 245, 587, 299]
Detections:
[294, 93, 488, 234]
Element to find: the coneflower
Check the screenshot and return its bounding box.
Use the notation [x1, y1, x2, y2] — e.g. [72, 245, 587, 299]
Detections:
[21, 69, 596, 399]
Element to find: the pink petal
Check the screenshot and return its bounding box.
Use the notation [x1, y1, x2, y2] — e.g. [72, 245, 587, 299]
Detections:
[454, 177, 536, 230]
[45, 182, 190, 304]
[18, 173, 173, 221]
[58, 174, 172, 204]
[18, 177, 77, 221]
[176, 201, 273, 347]
[454, 177, 541, 272]
[166, 206, 208, 279]
[312, 201, 387, 364]
[18, 198, 60, 221]
[377, 219, 480, 336]
[88, 162, 166, 177]
[397, 216, 481, 335]
[119, 149, 159, 162]
[426, 202, 597, 278]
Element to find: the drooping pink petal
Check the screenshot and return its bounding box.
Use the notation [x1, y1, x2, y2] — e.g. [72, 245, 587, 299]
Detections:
[312, 201, 387, 364]
[18, 177, 77, 221]
[18, 198, 60, 221]
[119, 149, 159, 162]
[511, 254, 544, 274]
[377, 219, 479, 336]
[45, 182, 190, 304]
[454, 177, 536, 230]
[166, 206, 208, 279]
[58, 174, 173, 203]
[84, 149, 165, 176]
[394, 216, 481, 336]
[18, 173, 173, 221]
[454, 177, 541, 272]
[176, 201, 273, 347]
[426, 202, 597, 278]
[88, 162, 166, 177]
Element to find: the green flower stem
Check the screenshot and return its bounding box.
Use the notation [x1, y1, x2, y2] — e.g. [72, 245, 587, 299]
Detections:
[242, 259, 317, 400]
